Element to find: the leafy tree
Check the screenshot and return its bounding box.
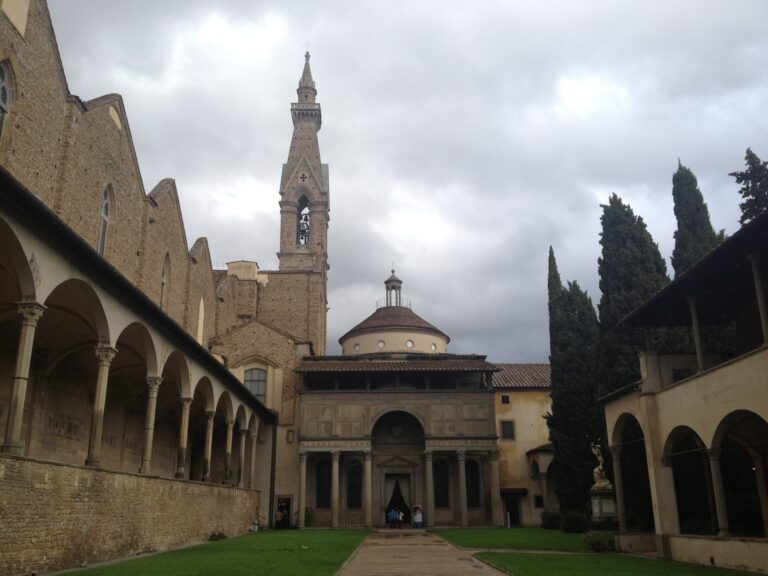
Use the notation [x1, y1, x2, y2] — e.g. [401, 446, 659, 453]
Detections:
[595, 194, 669, 397]
[546, 248, 599, 513]
[671, 161, 719, 276]
[730, 148, 768, 225]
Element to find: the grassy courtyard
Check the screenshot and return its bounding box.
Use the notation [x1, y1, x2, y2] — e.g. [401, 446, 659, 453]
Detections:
[67, 530, 367, 576]
[436, 527, 589, 551]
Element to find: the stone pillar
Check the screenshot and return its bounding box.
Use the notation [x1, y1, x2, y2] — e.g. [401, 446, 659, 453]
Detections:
[249, 425, 259, 489]
[364, 450, 373, 528]
[140, 377, 162, 474]
[202, 410, 215, 482]
[86, 346, 117, 467]
[610, 446, 627, 532]
[424, 450, 435, 528]
[237, 429, 247, 487]
[749, 254, 768, 344]
[331, 451, 340, 528]
[708, 449, 730, 536]
[298, 452, 307, 529]
[754, 455, 768, 536]
[489, 450, 503, 527]
[457, 450, 468, 527]
[2, 302, 45, 455]
[224, 420, 234, 484]
[687, 296, 704, 372]
[175, 398, 192, 478]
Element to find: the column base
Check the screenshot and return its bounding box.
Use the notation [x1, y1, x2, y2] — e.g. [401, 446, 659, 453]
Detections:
[85, 457, 102, 467]
[203, 474, 211, 483]
[175, 470, 185, 479]
[718, 529, 731, 537]
[1, 442, 24, 456]
[140, 464, 151, 475]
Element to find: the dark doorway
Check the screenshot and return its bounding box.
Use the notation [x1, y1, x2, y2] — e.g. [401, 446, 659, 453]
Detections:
[504, 493, 521, 526]
[276, 496, 291, 529]
[385, 474, 411, 524]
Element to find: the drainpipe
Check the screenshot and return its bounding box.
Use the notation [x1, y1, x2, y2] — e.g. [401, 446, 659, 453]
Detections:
[269, 422, 278, 528]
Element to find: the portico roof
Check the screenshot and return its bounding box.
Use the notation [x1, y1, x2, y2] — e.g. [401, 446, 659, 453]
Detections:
[296, 353, 496, 373]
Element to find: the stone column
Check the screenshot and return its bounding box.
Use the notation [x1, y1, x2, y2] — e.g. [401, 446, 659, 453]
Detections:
[175, 398, 192, 478]
[202, 410, 215, 482]
[237, 429, 247, 487]
[224, 420, 234, 484]
[687, 296, 704, 372]
[489, 450, 503, 527]
[708, 449, 730, 536]
[754, 455, 768, 536]
[457, 450, 468, 527]
[2, 302, 45, 455]
[140, 377, 162, 474]
[364, 450, 373, 528]
[749, 254, 768, 344]
[86, 346, 117, 467]
[610, 445, 627, 532]
[249, 425, 259, 489]
[298, 452, 307, 529]
[331, 451, 340, 528]
[424, 450, 435, 528]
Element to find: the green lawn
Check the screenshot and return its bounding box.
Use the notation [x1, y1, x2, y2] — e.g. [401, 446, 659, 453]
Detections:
[67, 530, 367, 576]
[479, 552, 750, 576]
[436, 527, 588, 551]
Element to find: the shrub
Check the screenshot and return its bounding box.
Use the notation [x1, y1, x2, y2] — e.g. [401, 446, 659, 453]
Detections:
[208, 531, 227, 541]
[583, 530, 615, 552]
[304, 507, 315, 527]
[590, 518, 619, 532]
[540, 510, 562, 529]
[560, 511, 590, 533]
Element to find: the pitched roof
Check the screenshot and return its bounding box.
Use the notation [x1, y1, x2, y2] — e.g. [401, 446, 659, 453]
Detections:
[493, 363, 551, 389]
[296, 354, 495, 373]
[339, 305, 449, 343]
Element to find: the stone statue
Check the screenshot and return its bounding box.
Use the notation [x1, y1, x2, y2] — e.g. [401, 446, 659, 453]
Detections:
[591, 442, 612, 490]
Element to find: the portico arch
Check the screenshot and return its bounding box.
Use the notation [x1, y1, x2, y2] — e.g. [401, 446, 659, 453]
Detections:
[613, 413, 654, 531]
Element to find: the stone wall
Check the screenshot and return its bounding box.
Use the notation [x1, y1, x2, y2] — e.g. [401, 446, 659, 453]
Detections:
[0, 454, 259, 576]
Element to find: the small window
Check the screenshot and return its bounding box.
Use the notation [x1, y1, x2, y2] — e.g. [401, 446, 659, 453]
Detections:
[244, 368, 267, 403]
[377, 340, 385, 349]
[0, 60, 14, 137]
[534, 495, 544, 509]
[160, 253, 170, 308]
[501, 420, 515, 440]
[405, 339, 414, 349]
[501, 395, 510, 405]
[97, 188, 112, 256]
[431, 343, 437, 352]
[353, 343, 360, 352]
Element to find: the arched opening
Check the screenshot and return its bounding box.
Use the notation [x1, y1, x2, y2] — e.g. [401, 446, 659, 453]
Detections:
[97, 187, 113, 257]
[211, 391, 233, 484]
[150, 350, 187, 477]
[296, 194, 310, 246]
[187, 377, 214, 481]
[665, 426, 715, 535]
[713, 410, 768, 537]
[615, 414, 654, 531]
[231, 404, 247, 485]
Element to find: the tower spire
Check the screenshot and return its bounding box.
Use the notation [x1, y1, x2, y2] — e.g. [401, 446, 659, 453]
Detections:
[298, 50, 316, 102]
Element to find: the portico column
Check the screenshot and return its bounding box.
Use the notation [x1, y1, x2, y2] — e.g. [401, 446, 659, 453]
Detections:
[237, 429, 247, 487]
[224, 420, 234, 484]
[86, 346, 117, 467]
[489, 450, 503, 527]
[748, 254, 768, 344]
[610, 445, 627, 532]
[140, 377, 162, 474]
[364, 450, 373, 528]
[249, 425, 259, 489]
[687, 296, 704, 372]
[298, 452, 307, 529]
[457, 450, 468, 527]
[202, 410, 215, 482]
[424, 450, 435, 528]
[175, 398, 192, 478]
[331, 451, 341, 528]
[708, 448, 730, 536]
[2, 302, 45, 455]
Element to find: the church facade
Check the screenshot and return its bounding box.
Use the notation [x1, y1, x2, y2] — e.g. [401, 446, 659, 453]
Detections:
[0, 3, 551, 574]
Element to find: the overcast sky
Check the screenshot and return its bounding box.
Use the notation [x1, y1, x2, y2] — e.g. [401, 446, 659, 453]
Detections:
[47, 1, 768, 361]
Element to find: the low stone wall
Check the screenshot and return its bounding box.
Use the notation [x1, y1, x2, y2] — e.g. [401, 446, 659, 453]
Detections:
[0, 454, 260, 576]
[615, 532, 656, 554]
[669, 535, 768, 574]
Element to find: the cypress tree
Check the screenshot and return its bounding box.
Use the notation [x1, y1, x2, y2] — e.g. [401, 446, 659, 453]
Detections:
[546, 248, 599, 513]
[596, 194, 669, 397]
[671, 161, 719, 276]
[730, 148, 768, 225]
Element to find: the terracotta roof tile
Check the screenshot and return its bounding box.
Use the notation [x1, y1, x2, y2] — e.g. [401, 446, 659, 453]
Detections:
[493, 363, 550, 389]
[296, 354, 495, 373]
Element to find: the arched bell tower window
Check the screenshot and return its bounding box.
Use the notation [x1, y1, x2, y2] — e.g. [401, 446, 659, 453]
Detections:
[97, 187, 112, 256]
[296, 194, 310, 246]
[160, 253, 170, 309]
[0, 60, 14, 138]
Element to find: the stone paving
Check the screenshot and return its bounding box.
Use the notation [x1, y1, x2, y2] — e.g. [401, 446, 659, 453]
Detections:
[336, 531, 506, 576]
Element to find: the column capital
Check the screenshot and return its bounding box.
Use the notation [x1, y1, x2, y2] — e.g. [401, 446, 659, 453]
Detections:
[456, 449, 466, 461]
[146, 376, 162, 392]
[331, 450, 341, 462]
[239, 428, 248, 438]
[180, 397, 192, 408]
[226, 419, 235, 431]
[364, 450, 372, 462]
[487, 449, 499, 462]
[300, 451, 308, 462]
[205, 410, 216, 420]
[94, 346, 117, 366]
[707, 448, 722, 460]
[423, 450, 433, 461]
[17, 301, 46, 325]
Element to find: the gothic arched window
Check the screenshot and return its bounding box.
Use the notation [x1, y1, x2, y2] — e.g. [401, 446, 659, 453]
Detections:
[466, 459, 481, 508]
[315, 459, 331, 509]
[97, 187, 112, 256]
[0, 60, 14, 138]
[297, 195, 310, 246]
[244, 368, 267, 403]
[346, 460, 362, 509]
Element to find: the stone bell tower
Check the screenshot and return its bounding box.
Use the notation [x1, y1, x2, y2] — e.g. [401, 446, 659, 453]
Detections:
[278, 51, 329, 273]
